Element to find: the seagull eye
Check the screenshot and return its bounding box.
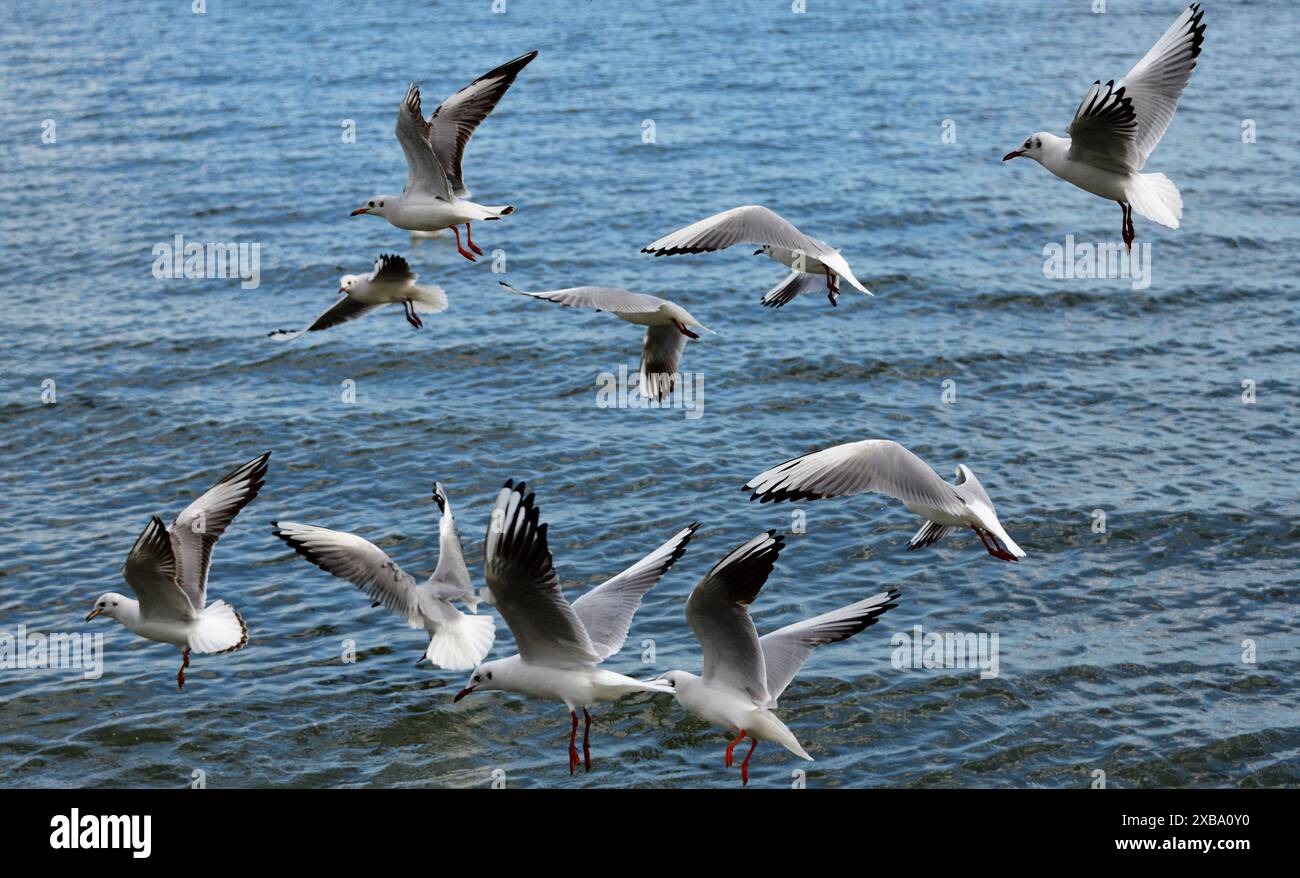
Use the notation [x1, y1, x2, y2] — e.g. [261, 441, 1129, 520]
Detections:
[486, 671, 493, 680]
[379, 201, 384, 207]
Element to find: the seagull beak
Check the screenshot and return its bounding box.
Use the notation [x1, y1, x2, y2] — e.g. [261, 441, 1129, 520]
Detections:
[1002, 149, 1025, 162]
[350, 207, 369, 216]
[85, 608, 103, 622]
[452, 686, 475, 702]
[753, 248, 764, 256]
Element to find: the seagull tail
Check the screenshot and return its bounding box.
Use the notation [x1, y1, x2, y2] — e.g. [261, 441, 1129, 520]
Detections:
[410, 284, 449, 314]
[188, 600, 249, 654]
[1127, 173, 1183, 230]
[424, 613, 496, 671]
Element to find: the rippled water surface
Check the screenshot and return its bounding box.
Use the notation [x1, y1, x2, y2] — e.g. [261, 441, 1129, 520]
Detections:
[1, 0, 1297, 788]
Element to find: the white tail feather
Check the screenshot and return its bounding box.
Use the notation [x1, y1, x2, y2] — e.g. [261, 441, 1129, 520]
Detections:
[424, 613, 495, 670]
[1127, 172, 1183, 229]
[188, 600, 248, 654]
[411, 284, 448, 314]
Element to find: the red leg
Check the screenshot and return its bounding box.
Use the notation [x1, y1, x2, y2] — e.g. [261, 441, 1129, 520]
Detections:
[177, 647, 190, 690]
[673, 320, 699, 340]
[1120, 202, 1134, 253]
[825, 268, 839, 307]
[582, 707, 592, 772]
[568, 710, 580, 775]
[451, 225, 477, 262]
[740, 737, 759, 786]
[465, 223, 483, 256]
[404, 300, 423, 329]
[725, 729, 747, 768]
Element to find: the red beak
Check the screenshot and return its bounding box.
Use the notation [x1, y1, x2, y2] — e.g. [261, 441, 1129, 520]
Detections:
[85, 608, 103, 622]
[350, 207, 369, 216]
[1002, 150, 1025, 162]
[452, 687, 474, 702]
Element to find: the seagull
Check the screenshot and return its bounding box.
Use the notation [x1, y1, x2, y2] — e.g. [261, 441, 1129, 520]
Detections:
[1002, 4, 1206, 251]
[641, 205, 871, 307]
[745, 439, 1026, 562]
[85, 453, 268, 689]
[351, 51, 538, 262]
[499, 282, 714, 400]
[658, 531, 900, 785]
[271, 483, 494, 671]
[268, 254, 446, 341]
[453, 481, 696, 775]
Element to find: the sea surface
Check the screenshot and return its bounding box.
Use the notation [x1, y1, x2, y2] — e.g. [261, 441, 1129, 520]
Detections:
[1, 0, 1297, 789]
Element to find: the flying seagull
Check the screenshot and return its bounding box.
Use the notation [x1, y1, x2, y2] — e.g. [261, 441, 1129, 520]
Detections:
[453, 481, 696, 775]
[269, 254, 446, 341]
[86, 453, 268, 689]
[658, 531, 900, 785]
[272, 483, 494, 671]
[500, 281, 713, 400]
[745, 439, 1026, 562]
[351, 51, 538, 261]
[642, 205, 871, 307]
[1002, 4, 1206, 251]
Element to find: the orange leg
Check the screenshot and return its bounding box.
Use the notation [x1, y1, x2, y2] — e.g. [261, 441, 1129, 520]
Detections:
[451, 225, 477, 262]
[725, 729, 747, 767]
[465, 223, 483, 256]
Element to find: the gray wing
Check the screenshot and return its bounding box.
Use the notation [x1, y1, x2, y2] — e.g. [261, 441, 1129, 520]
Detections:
[370, 253, 417, 284]
[745, 439, 968, 518]
[642, 205, 830, 257]
[759, 589, 900, 705]
[426, 51, 538, 198]
[499, 282, 665, 316]
[425, 482, 475, 610]
[1118, 3, 1205, 168]
[570, 523, 698, 660]
[269, 296, 384, 341]
[395, 82, 453, 199]
[1068, 4, 1205, 172]
[686, 531, 784, 704]
[167, 452, 269, 611]
[761, 271, 826, 308]
[640, 324, 687, 402]
[272, 522, 422, 628]
[121, 515, 196, 622]
[483, 481, 600, 667]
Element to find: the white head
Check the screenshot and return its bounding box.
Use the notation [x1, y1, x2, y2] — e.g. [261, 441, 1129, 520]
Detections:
[350, 196, 394, 218]
[338, 274, 362, 294]
[86, 592, 129, 623]
[1003, 132, 1055, 164]
[453, 660, 508, 702]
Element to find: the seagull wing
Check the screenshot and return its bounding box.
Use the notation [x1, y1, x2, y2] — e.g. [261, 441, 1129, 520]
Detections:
[744, 439, 968, 518]
[427, 51, 538, 198]
[272, 522, 422, 627]
[1119, 3, 1206, 168]
[499, 282, 665, 316]
[759, 589, 899, 706]
[686, 531, 784, 705]
[1068, 4, 1206, 172]
[642, 205, 826, 257]
[425, 482, 475, 609]
[570, 523, 698, 661]
[483, 481, 601, 667]
[121, 515, 196, 623]
[369, 253, 417, 284]
[395, 82, 453, 199]
[639, 324, 687, 402]
[166, 453, 269, 611]
[268, 296, 385, 341]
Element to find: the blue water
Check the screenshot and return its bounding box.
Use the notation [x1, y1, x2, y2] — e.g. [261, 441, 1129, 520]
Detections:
[1, 0, 1297, 788]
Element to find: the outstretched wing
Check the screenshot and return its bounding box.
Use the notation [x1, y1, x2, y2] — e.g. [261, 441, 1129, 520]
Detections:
[272, 522, 422, 628]
[167, 453, 269, 611]
[269, 296, 385, 341]
[483, 481, 600, 667]
[395, 82, 453, 199]
[642, 205, 828, 257]
[686, 531, 784, 704]
[759, 589, 899, 705]
[570, 523, 698, 660]
[427, 51, 538, 198]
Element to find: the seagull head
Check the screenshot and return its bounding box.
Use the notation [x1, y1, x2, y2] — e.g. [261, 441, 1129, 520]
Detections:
[85, 592, 125, 623]
[1003, 133, 1048, 163]
[350, 196, 392, 218]
[338, 274, 361, 294]
[655, 669, 695, 697]
[453, 661, 504, 701]
[753, 245, 769, 256]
